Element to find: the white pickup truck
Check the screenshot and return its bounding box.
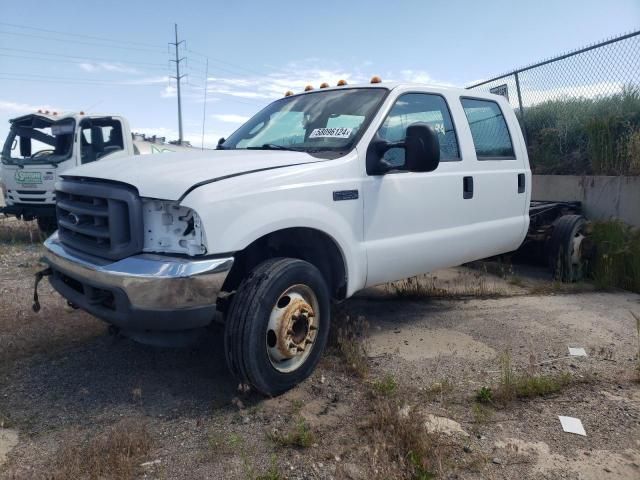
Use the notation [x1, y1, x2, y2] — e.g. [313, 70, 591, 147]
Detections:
[1, 111, 193, 232]
[38, 80, 533, 395]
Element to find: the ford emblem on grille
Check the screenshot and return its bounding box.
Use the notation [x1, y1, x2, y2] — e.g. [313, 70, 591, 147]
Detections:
[68, 213, 80, 225]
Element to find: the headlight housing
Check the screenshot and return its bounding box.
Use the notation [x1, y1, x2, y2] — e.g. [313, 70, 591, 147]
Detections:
[141, 199, 206, 256]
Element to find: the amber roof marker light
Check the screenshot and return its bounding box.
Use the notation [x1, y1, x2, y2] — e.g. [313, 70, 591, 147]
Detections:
[336, 79, 348, 86]
[304, 85, 314, 91]
[319, 82, 329, 89]
[370, 75, 382, 84]
[284, 90, 294, 97]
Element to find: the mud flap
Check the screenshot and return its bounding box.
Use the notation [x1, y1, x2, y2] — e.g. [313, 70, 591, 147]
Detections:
[32, 267, 52, 312]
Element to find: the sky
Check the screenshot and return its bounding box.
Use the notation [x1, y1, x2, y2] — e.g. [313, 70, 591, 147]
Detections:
[0, 0, 638, 147]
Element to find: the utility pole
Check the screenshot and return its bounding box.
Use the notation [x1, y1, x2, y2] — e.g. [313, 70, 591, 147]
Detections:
[169, 23, 185, 144]
[201, 57, 209, 150]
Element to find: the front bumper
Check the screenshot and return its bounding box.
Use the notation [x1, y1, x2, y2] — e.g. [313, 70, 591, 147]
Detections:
[42, 232, 234, 331]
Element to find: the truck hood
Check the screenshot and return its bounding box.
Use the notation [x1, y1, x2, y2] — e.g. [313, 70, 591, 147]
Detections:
[62, 150, 325, 200]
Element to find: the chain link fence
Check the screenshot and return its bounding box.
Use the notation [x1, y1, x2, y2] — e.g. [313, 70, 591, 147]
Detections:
[467, 31, 640, 175]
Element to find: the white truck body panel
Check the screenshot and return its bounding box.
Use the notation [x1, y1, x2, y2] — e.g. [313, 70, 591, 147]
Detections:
[46, 82, 531, 298]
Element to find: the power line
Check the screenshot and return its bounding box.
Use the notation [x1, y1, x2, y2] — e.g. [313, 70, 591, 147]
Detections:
[0, 30, 165, 54]
[0, 21, 165, 49]
[0, 53, 169, 71]
[186, 47, 271, 77]
[0, 72, 169, 87]
[0, 46, 168, 68]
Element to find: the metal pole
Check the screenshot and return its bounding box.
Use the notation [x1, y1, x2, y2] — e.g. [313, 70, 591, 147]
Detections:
[201, 58, 208, 150]
[514, 71, 528, 147]
[169, 23, 185, 144]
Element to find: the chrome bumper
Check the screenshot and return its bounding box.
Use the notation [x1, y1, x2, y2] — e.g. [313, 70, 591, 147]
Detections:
[42, 232, 234, 330]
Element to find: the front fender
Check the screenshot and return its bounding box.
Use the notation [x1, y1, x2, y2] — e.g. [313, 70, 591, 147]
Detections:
[181, 176, 366, 296]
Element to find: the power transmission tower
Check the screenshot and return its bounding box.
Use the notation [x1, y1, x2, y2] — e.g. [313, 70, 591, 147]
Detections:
[169, 23, 186, 144]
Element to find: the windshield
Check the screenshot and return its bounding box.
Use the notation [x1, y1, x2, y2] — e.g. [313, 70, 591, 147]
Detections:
[1, 116, 75, 166]
[222, 88, 388, 155]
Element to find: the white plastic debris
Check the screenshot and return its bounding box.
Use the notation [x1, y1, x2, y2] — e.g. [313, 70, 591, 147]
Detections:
[559, 416, 586, 436]
[568, 347, 587, 357]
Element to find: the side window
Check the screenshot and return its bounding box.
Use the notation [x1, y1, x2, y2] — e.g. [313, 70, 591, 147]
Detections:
[377, 93, 460, 168]
[80, 120, 124, 164]
[460, 98, 515, 159]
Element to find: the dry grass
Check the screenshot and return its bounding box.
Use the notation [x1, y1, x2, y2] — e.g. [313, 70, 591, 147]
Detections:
[52, 418, 153, 479]
[385, 271, 507, 300]
[267, 417, 315, 448]
[479, 351, 575, 406]
[364, 396, 484, 479]
[329, 306, 370, 378]
[0, 217, 45, 245]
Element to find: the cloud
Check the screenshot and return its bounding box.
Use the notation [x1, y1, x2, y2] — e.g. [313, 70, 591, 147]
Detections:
[79, 62, 141, 74]
[0, 100, 61, 115]
[211, 114, 249, 124]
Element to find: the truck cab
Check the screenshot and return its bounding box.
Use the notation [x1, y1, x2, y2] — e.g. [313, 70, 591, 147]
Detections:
[1, 112, 133, 231]
[39, 80, 531, 395]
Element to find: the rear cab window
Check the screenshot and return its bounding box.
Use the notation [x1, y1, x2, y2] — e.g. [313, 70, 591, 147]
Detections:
[460, 98, 515, 160]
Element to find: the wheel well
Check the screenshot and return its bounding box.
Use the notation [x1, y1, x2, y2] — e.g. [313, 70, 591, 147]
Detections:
[221, 228, 347, 300]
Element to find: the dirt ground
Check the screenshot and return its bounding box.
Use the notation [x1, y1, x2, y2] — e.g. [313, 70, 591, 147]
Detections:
[1, 222, 639, 479]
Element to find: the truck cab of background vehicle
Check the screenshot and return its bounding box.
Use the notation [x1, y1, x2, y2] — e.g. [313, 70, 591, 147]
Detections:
[39, 79, 531, 396]
[0, 112, 192, 232]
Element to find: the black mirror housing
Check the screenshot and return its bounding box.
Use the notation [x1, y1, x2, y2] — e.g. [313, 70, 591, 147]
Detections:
[404, 123, 440, 172]
[366, 122, 440, 175]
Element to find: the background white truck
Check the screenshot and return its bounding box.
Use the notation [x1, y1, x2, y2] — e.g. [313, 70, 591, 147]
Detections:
[37, 80, 587, 395]
[0, 111, 194, 232]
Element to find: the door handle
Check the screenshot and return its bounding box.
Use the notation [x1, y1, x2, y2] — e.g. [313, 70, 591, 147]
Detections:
[518, 173, 525, 193]
[463, 176, 474, 199]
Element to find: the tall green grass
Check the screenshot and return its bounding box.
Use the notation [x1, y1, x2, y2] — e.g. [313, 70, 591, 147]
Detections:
[525, 85, 640, 175]
[589, 220, 640, 293]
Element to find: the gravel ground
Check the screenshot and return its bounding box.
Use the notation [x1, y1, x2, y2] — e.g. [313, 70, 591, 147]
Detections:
[0, 226, 639, 479]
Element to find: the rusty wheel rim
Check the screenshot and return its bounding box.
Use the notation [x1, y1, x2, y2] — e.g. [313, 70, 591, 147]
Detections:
[266, 284, 319, 373]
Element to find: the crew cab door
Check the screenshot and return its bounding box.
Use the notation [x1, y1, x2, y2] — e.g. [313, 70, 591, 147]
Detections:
[362, 91, 473, 286]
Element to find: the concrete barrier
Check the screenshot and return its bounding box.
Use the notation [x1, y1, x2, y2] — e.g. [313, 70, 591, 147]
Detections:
[532, 175, 640, 227]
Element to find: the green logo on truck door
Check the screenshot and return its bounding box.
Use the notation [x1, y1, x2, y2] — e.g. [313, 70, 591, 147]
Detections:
[14, 170, 42, 184]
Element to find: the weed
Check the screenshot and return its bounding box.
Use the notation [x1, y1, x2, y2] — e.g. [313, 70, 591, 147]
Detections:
[488, 351, 574, 404]
[208, 431, 244, 454]
[475, 386, 493, 404]
[52, 418, 152, 479]
[330, 307, 369, 378]
[589, 221, 640, 293]
[422, 379, 454, 402]
[371, 374, 398, 397]
[254, 455, 283, 480]
[268, 417, 315, 448]
[631, 310, 640, 376]
[472, 403, 494, 425]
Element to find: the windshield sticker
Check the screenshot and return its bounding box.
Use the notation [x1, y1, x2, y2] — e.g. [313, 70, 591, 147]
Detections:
[15, 170, 42, 184]
[309, 127, 353, 139]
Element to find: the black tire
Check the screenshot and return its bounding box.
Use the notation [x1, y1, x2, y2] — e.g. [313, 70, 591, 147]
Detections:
[224, 258, 330, 396]
[547, 214, 587, 282]
[36, 216, 57, 234]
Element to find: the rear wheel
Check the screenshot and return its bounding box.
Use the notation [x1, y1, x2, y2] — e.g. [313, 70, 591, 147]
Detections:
[224, 258, 330, 396]
[547, 214, 587, 282]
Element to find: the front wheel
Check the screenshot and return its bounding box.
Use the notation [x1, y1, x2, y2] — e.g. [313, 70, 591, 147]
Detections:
[224, 258, 330, 396]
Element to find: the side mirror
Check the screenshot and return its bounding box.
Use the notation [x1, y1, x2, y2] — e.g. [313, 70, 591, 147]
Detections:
[216, 137, 225, 150]
[404, 123, 440, 173]
[19, 136, 31, 157]
[366, 122, 440, 175]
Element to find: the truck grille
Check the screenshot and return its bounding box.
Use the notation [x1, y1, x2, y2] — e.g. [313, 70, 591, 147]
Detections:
[55, 179, 143, 260]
